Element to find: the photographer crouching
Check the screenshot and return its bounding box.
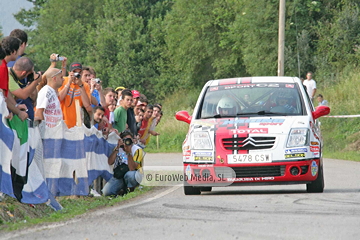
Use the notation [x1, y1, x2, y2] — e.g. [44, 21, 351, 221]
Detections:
[102, 130, 144, 196]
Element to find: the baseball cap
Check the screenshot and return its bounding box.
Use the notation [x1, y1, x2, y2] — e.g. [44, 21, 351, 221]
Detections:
[115, 86, 125, 92]
[132, 90, 140, 98]
[69, 62, 82, 72]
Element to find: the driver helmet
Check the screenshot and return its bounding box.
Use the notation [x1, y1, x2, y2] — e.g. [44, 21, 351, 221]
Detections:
[275, 95, 295, 113]
[276, 96, 290, 106]
[217, 97, 236, 115]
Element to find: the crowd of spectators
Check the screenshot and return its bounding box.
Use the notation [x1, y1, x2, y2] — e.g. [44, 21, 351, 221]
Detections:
[0, 29, 163, 197]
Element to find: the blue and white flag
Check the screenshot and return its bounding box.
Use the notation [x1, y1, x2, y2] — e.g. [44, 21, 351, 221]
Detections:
[1, 92, 117, 207]
[0, 93, 49, 204]
[41, 122, 116, 197]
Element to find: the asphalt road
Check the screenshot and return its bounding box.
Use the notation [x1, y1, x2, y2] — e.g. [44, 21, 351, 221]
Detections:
[2, 153, 360, 240]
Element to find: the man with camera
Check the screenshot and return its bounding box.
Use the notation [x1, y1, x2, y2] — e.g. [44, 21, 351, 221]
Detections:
[102, 130, 144, 196]
[58, 62, 92, 128]
[34, 68, 64, 128]
[81, 66, 105, 107]
[8, 57, 42, 120]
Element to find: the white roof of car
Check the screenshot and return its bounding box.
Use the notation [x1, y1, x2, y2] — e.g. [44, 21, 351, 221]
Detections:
[208, 76, 300, 87]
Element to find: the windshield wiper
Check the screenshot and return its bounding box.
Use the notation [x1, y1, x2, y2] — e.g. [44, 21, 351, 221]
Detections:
[201, 114, 222, 119]
[257, 110, 287, 115]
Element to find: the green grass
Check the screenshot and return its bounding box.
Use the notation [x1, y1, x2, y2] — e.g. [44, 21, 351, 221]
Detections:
[323, 151, 360, 162]
[317, 69, 360, 161]
[0, 186, 152, 232]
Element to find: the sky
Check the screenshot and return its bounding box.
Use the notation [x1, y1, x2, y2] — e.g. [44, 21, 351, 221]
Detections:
[0, 0, 33, 36]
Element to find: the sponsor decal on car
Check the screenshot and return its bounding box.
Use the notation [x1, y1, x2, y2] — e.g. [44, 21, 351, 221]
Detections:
[184, 149, 191, 156]
[185, 165, 191, 179]
[310, 146, 320, 152]
[228, 176, 275, 182]
[285, 153, 305, 158]
[285, 148, 308, 154]
[229, 128, 268, 134]
[217, 155, 225, 164]
[310, 141, 319, 145]
[192, 152, 213, 161]
[311, 161, 318, 176]
[223, 118, 285, 125]
[198, 164, 214, 168]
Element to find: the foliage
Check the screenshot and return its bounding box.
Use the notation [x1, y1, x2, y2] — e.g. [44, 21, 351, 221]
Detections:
[313, 1, 360, 82]
[86, 0, 172, 99]
[161, 0, 247, 92]
[26, 0, 104, 74]
[13, 0, 48, 27]
[13, 0, 360, 101]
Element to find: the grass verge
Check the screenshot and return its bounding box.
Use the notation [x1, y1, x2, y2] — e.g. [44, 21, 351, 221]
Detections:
[317, 69, 360, 162]
[0, 186, 152, 232]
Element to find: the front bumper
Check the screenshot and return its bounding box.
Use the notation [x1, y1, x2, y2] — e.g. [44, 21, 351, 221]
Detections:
[183, 159, 321, 187]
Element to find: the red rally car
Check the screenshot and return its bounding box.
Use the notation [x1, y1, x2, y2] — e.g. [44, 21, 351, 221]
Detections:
[176, 76, 330, 195]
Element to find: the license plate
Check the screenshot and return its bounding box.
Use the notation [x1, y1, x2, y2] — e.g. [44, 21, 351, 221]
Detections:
[227, 154, 271, 164]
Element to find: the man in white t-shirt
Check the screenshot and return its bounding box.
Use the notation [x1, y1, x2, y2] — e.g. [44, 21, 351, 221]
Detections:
[303, 72, 317, 100]
[35, 68, 64, 127]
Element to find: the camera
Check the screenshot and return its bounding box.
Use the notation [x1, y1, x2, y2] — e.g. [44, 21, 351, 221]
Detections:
[27, 72, 34, 82]
[93, 78, 101, 84]
[55, 54, 64, 61]
[123, 138, 133, 146]
[74, 72, 81, 79]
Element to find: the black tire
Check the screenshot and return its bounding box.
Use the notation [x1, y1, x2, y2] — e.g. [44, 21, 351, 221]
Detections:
[184, 185, 201, 195]
[200, 187, 212, 192]
[306, 165, 324, 193]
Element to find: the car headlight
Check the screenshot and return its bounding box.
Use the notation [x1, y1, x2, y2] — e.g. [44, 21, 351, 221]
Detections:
[287, 128, 309, 147]
[192, 132, 212, 149]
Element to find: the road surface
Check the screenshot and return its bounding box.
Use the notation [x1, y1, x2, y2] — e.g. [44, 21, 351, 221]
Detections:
[2, 153, 360, 240]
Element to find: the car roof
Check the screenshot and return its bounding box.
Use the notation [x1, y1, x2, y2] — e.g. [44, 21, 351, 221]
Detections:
[207, 76, 300, 87]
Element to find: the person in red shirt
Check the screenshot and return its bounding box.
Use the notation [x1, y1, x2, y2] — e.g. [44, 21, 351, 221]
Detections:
[0, 36, 28, 121]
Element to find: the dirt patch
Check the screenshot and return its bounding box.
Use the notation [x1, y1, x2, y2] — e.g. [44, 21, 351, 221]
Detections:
[344, 132, 360, 151]
[0, 196, 53, 231]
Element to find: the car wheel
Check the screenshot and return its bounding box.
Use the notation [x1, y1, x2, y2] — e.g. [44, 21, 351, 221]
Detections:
[306, 165, 324, 193]
[200, 187, 212, 192]
[184, 185, 201, 195]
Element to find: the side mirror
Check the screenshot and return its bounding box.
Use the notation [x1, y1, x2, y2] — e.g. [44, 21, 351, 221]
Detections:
[312, 105, 330, 120]
[175, 111, 192, 124]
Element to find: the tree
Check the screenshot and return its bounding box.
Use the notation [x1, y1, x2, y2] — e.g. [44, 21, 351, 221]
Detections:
[313, 1, 360, 80]
[160, 0, 247, 93]
[14, 0, 48, 27]
[26, 0, 104, 73]
[87, 0, 172, 99]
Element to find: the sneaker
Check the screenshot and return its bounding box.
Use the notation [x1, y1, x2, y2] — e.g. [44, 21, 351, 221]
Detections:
[90, 188, 101, 197]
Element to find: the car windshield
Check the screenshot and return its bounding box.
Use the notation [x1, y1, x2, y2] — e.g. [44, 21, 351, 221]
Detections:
[199, 82, 304, 119]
